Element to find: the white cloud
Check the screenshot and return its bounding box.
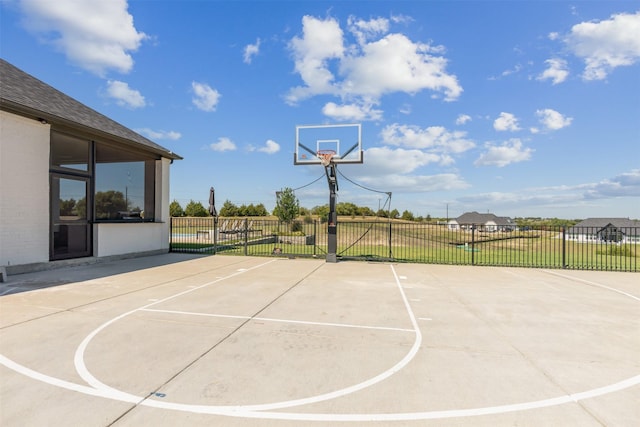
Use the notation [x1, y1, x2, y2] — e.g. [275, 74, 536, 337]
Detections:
[380, 123, 475, 155]
[365, 146, 442, 174]
[583, 169, 640, 198]
[537, 58, 569, 84]
[105, 80, 145, 108]
[456, 169, 640, 216]
[536, 108, 573, 131]
[258, 139, 280, 154]
[136, 128, 181, 140]
[322, 101, 383, 121]
[399, 104, 412, 115]
[501, 63, 523, 77]
[340, 33, 462, 101]
[243, 38, 261, 64]
[493, 112, 521, 132]
[355, 147, 469, 192]
[286, 15, 345, 103]
[475, 138, 533, 167]
[210, 137, 236, 152]
[564, 11, 640, 80]
[456, 114, 472, 125]
[347, 16, 389, 44]
[286, 15, 462, 108]
[358, 172, 469, 193]
[18, 0, 147, 76]
[192, 82, 221, 112]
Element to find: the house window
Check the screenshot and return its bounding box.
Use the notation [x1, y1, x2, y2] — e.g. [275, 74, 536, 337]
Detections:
[95, 143, 157, 221]
[51, 131, 159, 223]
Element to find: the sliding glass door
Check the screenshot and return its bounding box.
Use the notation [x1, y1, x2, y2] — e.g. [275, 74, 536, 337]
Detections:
[50, 175, 91, 260]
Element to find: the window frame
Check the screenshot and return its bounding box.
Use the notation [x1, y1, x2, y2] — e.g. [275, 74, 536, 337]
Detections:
[50, 129, 159, 224]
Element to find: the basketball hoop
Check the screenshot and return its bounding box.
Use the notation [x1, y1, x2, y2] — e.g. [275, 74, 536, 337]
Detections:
[317, 149, 336, 166]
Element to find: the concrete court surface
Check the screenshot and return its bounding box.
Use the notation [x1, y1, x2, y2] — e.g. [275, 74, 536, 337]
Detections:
[0, 254, 638, 427]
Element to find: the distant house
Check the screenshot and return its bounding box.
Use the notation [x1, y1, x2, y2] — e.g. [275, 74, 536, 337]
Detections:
[565, 218, 640, 244]
[0, 59, 182, 275]
[448, 212, 516, 232]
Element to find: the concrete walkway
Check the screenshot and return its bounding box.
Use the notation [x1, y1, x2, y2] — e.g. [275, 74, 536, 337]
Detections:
[1, 254, 638, 426]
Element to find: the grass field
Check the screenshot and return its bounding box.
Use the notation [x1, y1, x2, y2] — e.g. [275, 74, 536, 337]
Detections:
[170, 217, 638, 271]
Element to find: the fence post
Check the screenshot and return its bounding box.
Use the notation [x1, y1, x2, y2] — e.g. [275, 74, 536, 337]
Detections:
[561, 226, 566, 268]
[243, 218, 248, 256]
[213, 216, 217, 254]
[471, 226, 476, 265]
[169, 217, 174, 252]
[313, 220, 317, 257]
[388, 221, 393, 260]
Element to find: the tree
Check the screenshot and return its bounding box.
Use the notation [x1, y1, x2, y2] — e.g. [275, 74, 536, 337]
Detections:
[253, 203, 269, 216]
[390, 208, 400, 219]
[312, 204, 330, 222]
[239, 203, 269, 216]
[219, 200, 239, 216]
[336, 202, 358, 216]
[95, 190, 127, 219]
[76, 197, 87, 218]
[357, 206, 375, 217]
[273, 187, 299, 223]
[299, 207, 310, 216]
[184, 200, 208, 217]
[401, 210, 415, 221]
[59, 198, 76, 216]
[169, 200, 184, 217]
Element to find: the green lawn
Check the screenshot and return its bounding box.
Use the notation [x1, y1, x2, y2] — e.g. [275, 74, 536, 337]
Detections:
[170, 218, 638, 271]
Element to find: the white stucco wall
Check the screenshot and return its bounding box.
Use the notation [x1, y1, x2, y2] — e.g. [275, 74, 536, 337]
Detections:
[0, 111, 50, 267]
[93, 222, 168, 257]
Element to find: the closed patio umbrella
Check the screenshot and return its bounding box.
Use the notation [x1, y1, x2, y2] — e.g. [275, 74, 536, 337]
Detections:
[208, 187, 217, 217]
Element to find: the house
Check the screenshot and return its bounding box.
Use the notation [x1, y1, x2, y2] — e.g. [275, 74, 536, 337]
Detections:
[0, 59, 182, 276]
[565, 218, 640, 244]
[448, 211, 516, 232]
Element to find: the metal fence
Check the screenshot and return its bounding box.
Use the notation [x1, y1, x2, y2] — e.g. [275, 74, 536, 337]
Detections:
[170, 217, 639, 272]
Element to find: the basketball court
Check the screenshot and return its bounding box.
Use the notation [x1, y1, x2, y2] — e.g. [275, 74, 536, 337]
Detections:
[1, 253, 638, 426]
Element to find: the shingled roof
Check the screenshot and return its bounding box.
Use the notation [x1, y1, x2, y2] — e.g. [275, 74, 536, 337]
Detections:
[569, 218, 640, 229]
[453, 211, 514, 225]
[0, 59, 181, 160]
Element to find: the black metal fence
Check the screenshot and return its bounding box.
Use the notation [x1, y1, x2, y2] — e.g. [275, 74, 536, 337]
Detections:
[170, 217, 639, 272]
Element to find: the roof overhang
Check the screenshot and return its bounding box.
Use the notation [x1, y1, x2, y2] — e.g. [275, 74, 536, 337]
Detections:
[1, 99, 183, 161]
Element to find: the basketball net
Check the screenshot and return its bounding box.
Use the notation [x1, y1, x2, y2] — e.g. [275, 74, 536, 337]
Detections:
[317, 149, 336, 167]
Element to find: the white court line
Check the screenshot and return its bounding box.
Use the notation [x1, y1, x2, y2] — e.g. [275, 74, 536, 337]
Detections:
[74, 259, 279, 392]
[2, 263, 639, 422]
[73, 261, 422, 412]
[543, 270, 640, 302]
[140, 308, 415, 333]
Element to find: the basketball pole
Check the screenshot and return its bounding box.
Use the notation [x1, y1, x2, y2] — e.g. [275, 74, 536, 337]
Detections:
[324, 162, 339, 263]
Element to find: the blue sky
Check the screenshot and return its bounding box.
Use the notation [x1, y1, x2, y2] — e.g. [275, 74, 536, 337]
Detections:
[1, 0, 639, 219]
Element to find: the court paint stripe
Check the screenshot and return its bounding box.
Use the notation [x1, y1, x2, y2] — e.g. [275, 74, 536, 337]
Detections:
[202, 263, 423, 412]
[73, 259, 279, 392]
[74, 262, 423, 412]
[139, 308, 415, 333]
[2, 264, 639, 421]
[543, 270, 640, 302]
[3, 351, 639, 421]
[0, 354, 139, 402]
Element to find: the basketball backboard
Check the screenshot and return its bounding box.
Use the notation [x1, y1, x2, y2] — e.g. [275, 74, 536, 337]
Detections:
[294, 123, 363, 165]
